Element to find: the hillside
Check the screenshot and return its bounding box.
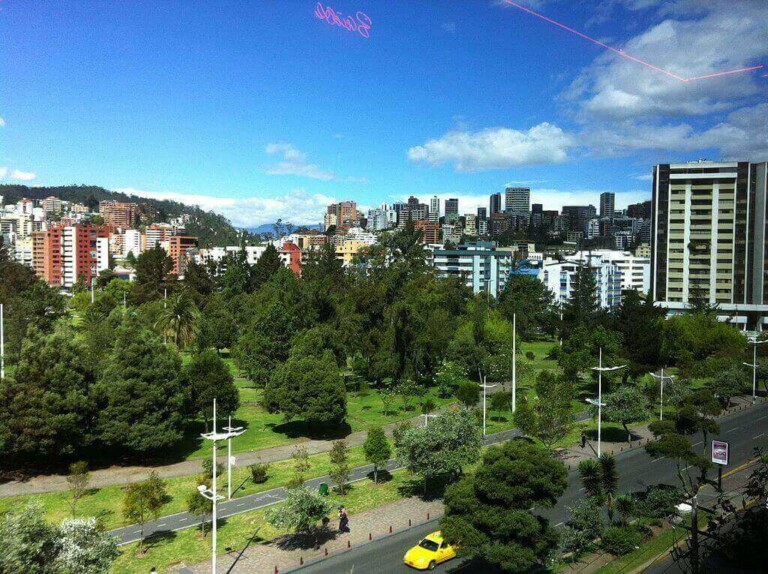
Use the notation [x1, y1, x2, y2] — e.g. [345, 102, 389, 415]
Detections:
[0, 184, 250, 248]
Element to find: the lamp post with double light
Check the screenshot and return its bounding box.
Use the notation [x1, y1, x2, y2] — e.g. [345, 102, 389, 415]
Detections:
[586, 348, 625, 458]
[744, 338, 768, 402]
[650, 368, 676, 421]
[479, 375, 497, 437]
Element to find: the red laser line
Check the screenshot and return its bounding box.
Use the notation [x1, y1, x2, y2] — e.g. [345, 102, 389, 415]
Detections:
[502, 0, 764, 83]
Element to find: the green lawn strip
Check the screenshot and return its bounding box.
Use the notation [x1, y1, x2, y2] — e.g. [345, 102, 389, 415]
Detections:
[0, 446, 371, 531]
[111, 470, 419, 574]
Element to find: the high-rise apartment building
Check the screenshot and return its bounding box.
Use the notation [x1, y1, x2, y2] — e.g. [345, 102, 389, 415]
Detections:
[429, 196, 440, 223]
[562, 205, 597, 232]
[32, 224, 109, 287]
[445, 198, 459, 222]
[489, 193, 502, 216]
[167, 235, 199, 277]
[600, 192, 616, 219]
[464, 214, 477, 237]
[651, 161, 768, 328]
[99, 201, 137, 229]
[505, 187, 530, 217]
[477, 207, 487, 221]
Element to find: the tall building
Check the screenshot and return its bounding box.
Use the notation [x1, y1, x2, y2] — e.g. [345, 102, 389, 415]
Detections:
[415, 220, 440, 244]
[628, 200, 653, 219]
[651, 161, 768, 328]
[464, 213, 477, 237]
[562, 205, 597, 232]
[99, 201, 137, 229]
[167, 235, 199, 277]
[429, 196, 440, 223]
[477, 207, 487, 221]
[432, 241, 515, 298]
[600, 192, 616, 219]
[505, 187, 530, 217]
[539, 255, 623, 310]
[489, 193, 502, 216]
[445, 198, 459, 222]
[32, 224, 109, 288]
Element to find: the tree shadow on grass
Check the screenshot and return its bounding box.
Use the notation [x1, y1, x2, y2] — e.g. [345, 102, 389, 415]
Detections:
[446, 556, 504, 573]
[397, 474, 450, 502]
[271, 421, 352, 441]
[273, 525, 339, 551]
[140, 530, 178, 553]
[365, 469, 394, 484]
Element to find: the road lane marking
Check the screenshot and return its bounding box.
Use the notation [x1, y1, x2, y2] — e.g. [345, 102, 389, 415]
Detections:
[754, 433, 766, 440]
[692, 441, 703, 447]
[756, 415, 768, 422]
[651, 457, 665, 463]
[157, 523, 165, 527]
[179, 518, 188, 522]
[724, 427, 739, 434]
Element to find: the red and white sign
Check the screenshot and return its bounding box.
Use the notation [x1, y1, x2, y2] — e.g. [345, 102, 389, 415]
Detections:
[711, 440, 729, 466]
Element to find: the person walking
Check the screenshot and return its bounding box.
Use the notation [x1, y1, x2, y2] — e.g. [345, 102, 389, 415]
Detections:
[338, 505, 349, 533]
[581, 431, 587, 449]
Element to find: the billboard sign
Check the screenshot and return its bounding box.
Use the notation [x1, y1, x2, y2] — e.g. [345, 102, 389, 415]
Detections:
[712, 440, 729, 466]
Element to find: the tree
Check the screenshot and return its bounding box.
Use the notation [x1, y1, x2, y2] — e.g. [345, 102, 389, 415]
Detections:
[379, 387, 396, 416]
[134, 245, 174, 302]
[396, 410, 482, 493]
[456, 381, 479, 409]
[94, 321, 186, 453]
[615, 290, 665, 376]
[264, 351, 346, 426]
[233, 302, 294, 387]
[363, 426, 392, 483]
[55, 517, 119, 574]
[440, 440, 568, 573]
[122, 472, 168, 551]
[514, 370, 574, 450]
[291, 445, 311, 487]
[0, 327, 95, 465]
[66, 461, 91, 518]
[155, 290, 201, 349]
[708, 366, 747, 408]
[186, 481, 214, 536]
[675, 390, 721, 457]
[498, 274, 558, 339]
[183, 350, 240, 431]
[329, 440, 351, 495]
[266, 485, 333, 548]
[577, 453, 618, 520]
[490, 391, 511, 421]
[0, 501, 59, 574]
[562, 261, 602, 338]
[599, 385, 648, 442]
[251, 244, 283, 289]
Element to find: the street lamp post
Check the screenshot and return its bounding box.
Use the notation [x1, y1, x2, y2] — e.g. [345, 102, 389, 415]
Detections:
[199, 399, 242, 574]
[0, 303, 5, 380]
[744, 338, 768, 402]
[587, 348, 626, 458]
[512, 313, 517, 413]
[223, 416, 245, 500]
[479, 375, 497, 437]
[650, 368, 676, 420]
[422, 413, 437, 427]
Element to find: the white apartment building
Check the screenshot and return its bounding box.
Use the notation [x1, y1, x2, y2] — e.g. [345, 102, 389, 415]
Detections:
[570, 250, 650, 293]
[538, 255, 623, 309]
[123, 229, 143, 258]
[432, 242, 514, 298]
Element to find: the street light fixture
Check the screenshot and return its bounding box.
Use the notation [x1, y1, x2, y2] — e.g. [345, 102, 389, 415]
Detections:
[650, 368, 676, 421]
[588, 348, 625, 458]
[199, 399, 243, 574]
[479, 375, 497, 437]
[744, 338, 768, 402]
[223, 416, 245, 500]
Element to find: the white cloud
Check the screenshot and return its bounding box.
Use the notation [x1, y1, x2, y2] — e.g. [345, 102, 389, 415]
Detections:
[115, 187, 336, 228]
[407, 124, 574, 171]
[0, 117, 5, 127]
[0, 168, 37, 181]
[264, 142, 337, 181]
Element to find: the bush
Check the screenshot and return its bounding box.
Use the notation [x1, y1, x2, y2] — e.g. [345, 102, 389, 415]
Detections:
[249, 462, 269, 484]
[638, 485, 682, 519]
[601, 525, 643, 556]
[525, 351, 536, 361]
[546, 345, 561, 360]
[560, 526, 594, 557]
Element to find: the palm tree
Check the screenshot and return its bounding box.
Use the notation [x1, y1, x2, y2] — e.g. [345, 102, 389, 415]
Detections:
[615, 494, 635, 526]
[599, 454, 619, 522]
[578, 458, 603, 498]
[155, 291, 200, 349]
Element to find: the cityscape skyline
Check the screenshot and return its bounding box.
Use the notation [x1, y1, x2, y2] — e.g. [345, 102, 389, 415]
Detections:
[3, 1, 766, 227]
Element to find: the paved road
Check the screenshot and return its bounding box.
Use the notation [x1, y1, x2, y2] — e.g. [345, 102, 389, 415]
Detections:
[110, 428, 524, 545]
[288, 402, 768, 574]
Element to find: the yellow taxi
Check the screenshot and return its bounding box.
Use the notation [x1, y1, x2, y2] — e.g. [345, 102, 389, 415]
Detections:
[403, 530, 457, 570]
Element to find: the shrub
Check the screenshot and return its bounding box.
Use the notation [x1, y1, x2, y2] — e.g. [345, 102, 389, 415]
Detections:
[560, 526, 594, 557]
[601, 525, 643, 556]
[638, 485, 682, 519]
[526, 351, 536, 361]
[546, 345, 561, 360]
[249, 462, 269, 484]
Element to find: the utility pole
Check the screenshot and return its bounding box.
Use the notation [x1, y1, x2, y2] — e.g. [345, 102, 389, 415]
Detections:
[0, 303, 4, 381]
[651, 368, 676, 421]
[163, 288, 167, 345]
[512, 313, 516, 413]
[479, 375, 497, 437]
[91, 276, 95, 304]
[744, 338, 767, 402]
[223, 415, 245, 500]
[587, 348, 625, 458]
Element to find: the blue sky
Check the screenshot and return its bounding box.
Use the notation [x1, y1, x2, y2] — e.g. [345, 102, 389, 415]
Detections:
[2, 0, 766, 226]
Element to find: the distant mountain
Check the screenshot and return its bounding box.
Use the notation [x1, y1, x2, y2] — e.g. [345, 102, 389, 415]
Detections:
[0, 184, 252, 248]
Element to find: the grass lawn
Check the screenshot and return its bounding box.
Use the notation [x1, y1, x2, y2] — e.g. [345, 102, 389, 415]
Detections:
[110, 469, 424, 574]
[0, 446, 372, 531]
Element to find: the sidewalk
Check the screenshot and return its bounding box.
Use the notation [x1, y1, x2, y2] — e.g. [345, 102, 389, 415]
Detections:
[172, 496, 445, 574]
[0, 411, 434, 498]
